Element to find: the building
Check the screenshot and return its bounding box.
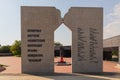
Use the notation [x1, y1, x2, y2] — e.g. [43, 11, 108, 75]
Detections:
[103, 35, 120, 63]
[54, 46, 71, 57]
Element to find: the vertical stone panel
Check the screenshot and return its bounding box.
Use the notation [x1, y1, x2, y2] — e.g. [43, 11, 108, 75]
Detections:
[21, 6, 61, 74]
[64, 7, 103, 72]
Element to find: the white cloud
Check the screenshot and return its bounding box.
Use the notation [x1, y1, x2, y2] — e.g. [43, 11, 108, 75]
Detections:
[104, 3, 120, 39]
[104, 21, 120, 39]
[109, 3, 120, 17]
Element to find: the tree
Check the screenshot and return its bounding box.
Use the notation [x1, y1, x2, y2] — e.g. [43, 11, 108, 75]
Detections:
[10, 40, 21, 56]
[112, 50, 118, 56]
[54, 42, 63, 46]
[0, 45, 11, 53]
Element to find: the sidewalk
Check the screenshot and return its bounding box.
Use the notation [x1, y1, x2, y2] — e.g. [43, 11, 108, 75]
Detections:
[0, 57, 120, 73]
[55, 57, 120, 73]
[0, 56, 120, 80]
[0, 56, 21, 73]
[0, 73, 120, 80]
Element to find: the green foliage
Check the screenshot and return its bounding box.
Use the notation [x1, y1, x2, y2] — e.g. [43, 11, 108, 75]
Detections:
[10, 40, 21, 56]
[112, 50, 118, 56]
[54, 42, 63, 46]
[0, 45, 11, 53]
[0, 64, 8, 67]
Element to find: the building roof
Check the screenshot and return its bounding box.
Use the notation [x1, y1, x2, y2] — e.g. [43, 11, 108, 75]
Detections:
[103, 35, 120, 48]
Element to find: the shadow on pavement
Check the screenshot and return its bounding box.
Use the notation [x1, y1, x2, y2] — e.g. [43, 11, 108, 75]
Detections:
[0, 67, 6, 72]
[23, 72, 113, 80]
[1, 72, 120, 80]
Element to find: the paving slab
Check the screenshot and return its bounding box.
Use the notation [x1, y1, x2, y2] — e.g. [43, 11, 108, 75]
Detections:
[0, 57, 120, 73]
[0, 56, 120, 80]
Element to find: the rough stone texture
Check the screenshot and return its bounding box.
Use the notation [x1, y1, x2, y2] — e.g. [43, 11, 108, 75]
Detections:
[21, 6, 61, 73]
[64, 7, 103, 72]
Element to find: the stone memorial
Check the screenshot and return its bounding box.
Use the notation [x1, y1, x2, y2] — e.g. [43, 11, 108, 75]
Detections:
[21, 6, 103, 73]
[21, 6, 61, 73]
[64, 7, 103, 72]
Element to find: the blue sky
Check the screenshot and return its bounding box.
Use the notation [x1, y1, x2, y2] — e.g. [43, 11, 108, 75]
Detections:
[0, 0, 120, 45]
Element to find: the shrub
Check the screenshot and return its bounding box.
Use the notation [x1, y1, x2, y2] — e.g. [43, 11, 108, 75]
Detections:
[10, 40, 21, 56]
[0, 45, 11, 53]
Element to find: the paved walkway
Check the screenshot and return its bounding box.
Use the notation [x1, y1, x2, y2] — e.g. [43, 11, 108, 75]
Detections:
[0, 57, 120, 73]
[0, 56, 21, 73]
[0, 73, 120, 80]
[0, 56, 120, 80]
[103, 61, 120, 72]
[55, 57, 120, 73]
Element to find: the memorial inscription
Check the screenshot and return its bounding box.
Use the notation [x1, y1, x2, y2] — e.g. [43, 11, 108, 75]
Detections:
[77, 28, 86, 61]
[89, 28, 99, 63]
[27, 29, 45, 62]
